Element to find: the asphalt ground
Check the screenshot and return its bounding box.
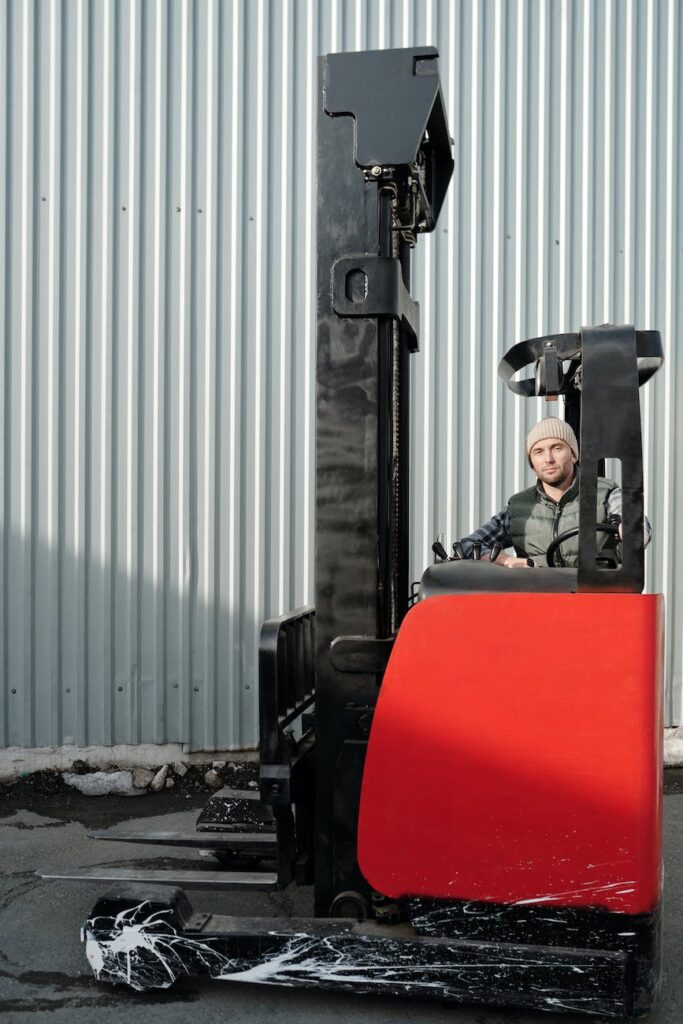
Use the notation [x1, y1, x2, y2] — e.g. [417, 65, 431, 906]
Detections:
[0, 781, 682, 1024]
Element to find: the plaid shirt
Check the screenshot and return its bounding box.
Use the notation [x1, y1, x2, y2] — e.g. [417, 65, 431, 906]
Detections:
[459, 482, 651, 557]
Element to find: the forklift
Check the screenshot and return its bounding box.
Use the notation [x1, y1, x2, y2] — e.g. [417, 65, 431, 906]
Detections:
[41, 47, 665, 1018]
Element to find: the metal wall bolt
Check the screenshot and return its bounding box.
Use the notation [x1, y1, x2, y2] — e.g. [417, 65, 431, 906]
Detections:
[371, 165, 382, 177]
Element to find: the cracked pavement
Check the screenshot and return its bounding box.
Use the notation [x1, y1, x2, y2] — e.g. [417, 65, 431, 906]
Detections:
[0, 788, 682, 1024]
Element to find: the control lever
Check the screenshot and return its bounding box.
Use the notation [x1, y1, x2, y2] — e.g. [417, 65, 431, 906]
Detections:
[449, 540, 501, 562]
[431, 541, 450, 562]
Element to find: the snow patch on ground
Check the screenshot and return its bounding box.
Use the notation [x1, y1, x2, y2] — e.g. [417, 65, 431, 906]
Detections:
[62, 770, 143, 797]
[664, 728, 683, 767]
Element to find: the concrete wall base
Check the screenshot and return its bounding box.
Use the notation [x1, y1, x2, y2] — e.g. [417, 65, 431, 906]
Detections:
[1, 732, 681, 779]
[0, 744, 257, 780]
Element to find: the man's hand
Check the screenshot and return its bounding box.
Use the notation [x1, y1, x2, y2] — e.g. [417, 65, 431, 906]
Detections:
[617, 522, 651, 548]
[492, 553, 534, 569]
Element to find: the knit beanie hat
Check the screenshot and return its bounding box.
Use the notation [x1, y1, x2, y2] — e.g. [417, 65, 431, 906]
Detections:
[525, 418, 579, 460]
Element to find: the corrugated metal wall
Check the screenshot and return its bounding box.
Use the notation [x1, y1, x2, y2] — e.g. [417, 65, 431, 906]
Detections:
[0, 0, 681, 752]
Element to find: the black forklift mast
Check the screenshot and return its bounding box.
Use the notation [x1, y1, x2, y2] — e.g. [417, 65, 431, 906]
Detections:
[314, 48, 453, 915]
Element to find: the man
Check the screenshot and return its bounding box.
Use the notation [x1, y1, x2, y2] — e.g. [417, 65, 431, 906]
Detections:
[458, 417, 651, 568]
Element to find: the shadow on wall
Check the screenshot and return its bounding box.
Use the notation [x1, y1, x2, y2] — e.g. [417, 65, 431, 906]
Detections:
[0, 529, 284, 753]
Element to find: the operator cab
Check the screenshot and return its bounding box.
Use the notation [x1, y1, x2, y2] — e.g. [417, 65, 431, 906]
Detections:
[421, 325, 663, 599]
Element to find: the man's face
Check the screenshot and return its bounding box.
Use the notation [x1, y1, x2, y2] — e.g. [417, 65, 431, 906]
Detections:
[529, 438, 577, 488]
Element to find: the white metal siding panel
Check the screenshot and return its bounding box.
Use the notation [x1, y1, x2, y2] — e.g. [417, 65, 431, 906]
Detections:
[0, 0, 681, 751]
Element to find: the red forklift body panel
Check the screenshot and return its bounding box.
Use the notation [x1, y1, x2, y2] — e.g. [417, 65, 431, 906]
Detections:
[358, 593, 663, 914]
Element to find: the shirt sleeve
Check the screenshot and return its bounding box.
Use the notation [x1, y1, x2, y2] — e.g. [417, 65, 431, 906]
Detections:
[458, 508, 513, 557]
[604, 486, 652, 544]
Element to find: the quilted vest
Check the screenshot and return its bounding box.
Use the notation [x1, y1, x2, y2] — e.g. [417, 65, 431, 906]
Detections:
[507, 469, 617, 567]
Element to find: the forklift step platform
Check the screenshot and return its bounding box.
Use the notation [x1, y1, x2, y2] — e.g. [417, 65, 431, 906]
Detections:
[37, 867, 279, 891]
[87, 830, 277, 853]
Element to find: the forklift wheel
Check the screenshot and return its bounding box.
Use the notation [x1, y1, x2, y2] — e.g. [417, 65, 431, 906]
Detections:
[330, 890, 370, 921]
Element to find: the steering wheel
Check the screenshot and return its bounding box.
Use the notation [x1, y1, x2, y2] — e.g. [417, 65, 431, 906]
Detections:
[546, 522, 621, 568]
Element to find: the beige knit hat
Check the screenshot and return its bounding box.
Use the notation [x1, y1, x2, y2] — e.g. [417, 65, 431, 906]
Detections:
[525, 417, 579, 460]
